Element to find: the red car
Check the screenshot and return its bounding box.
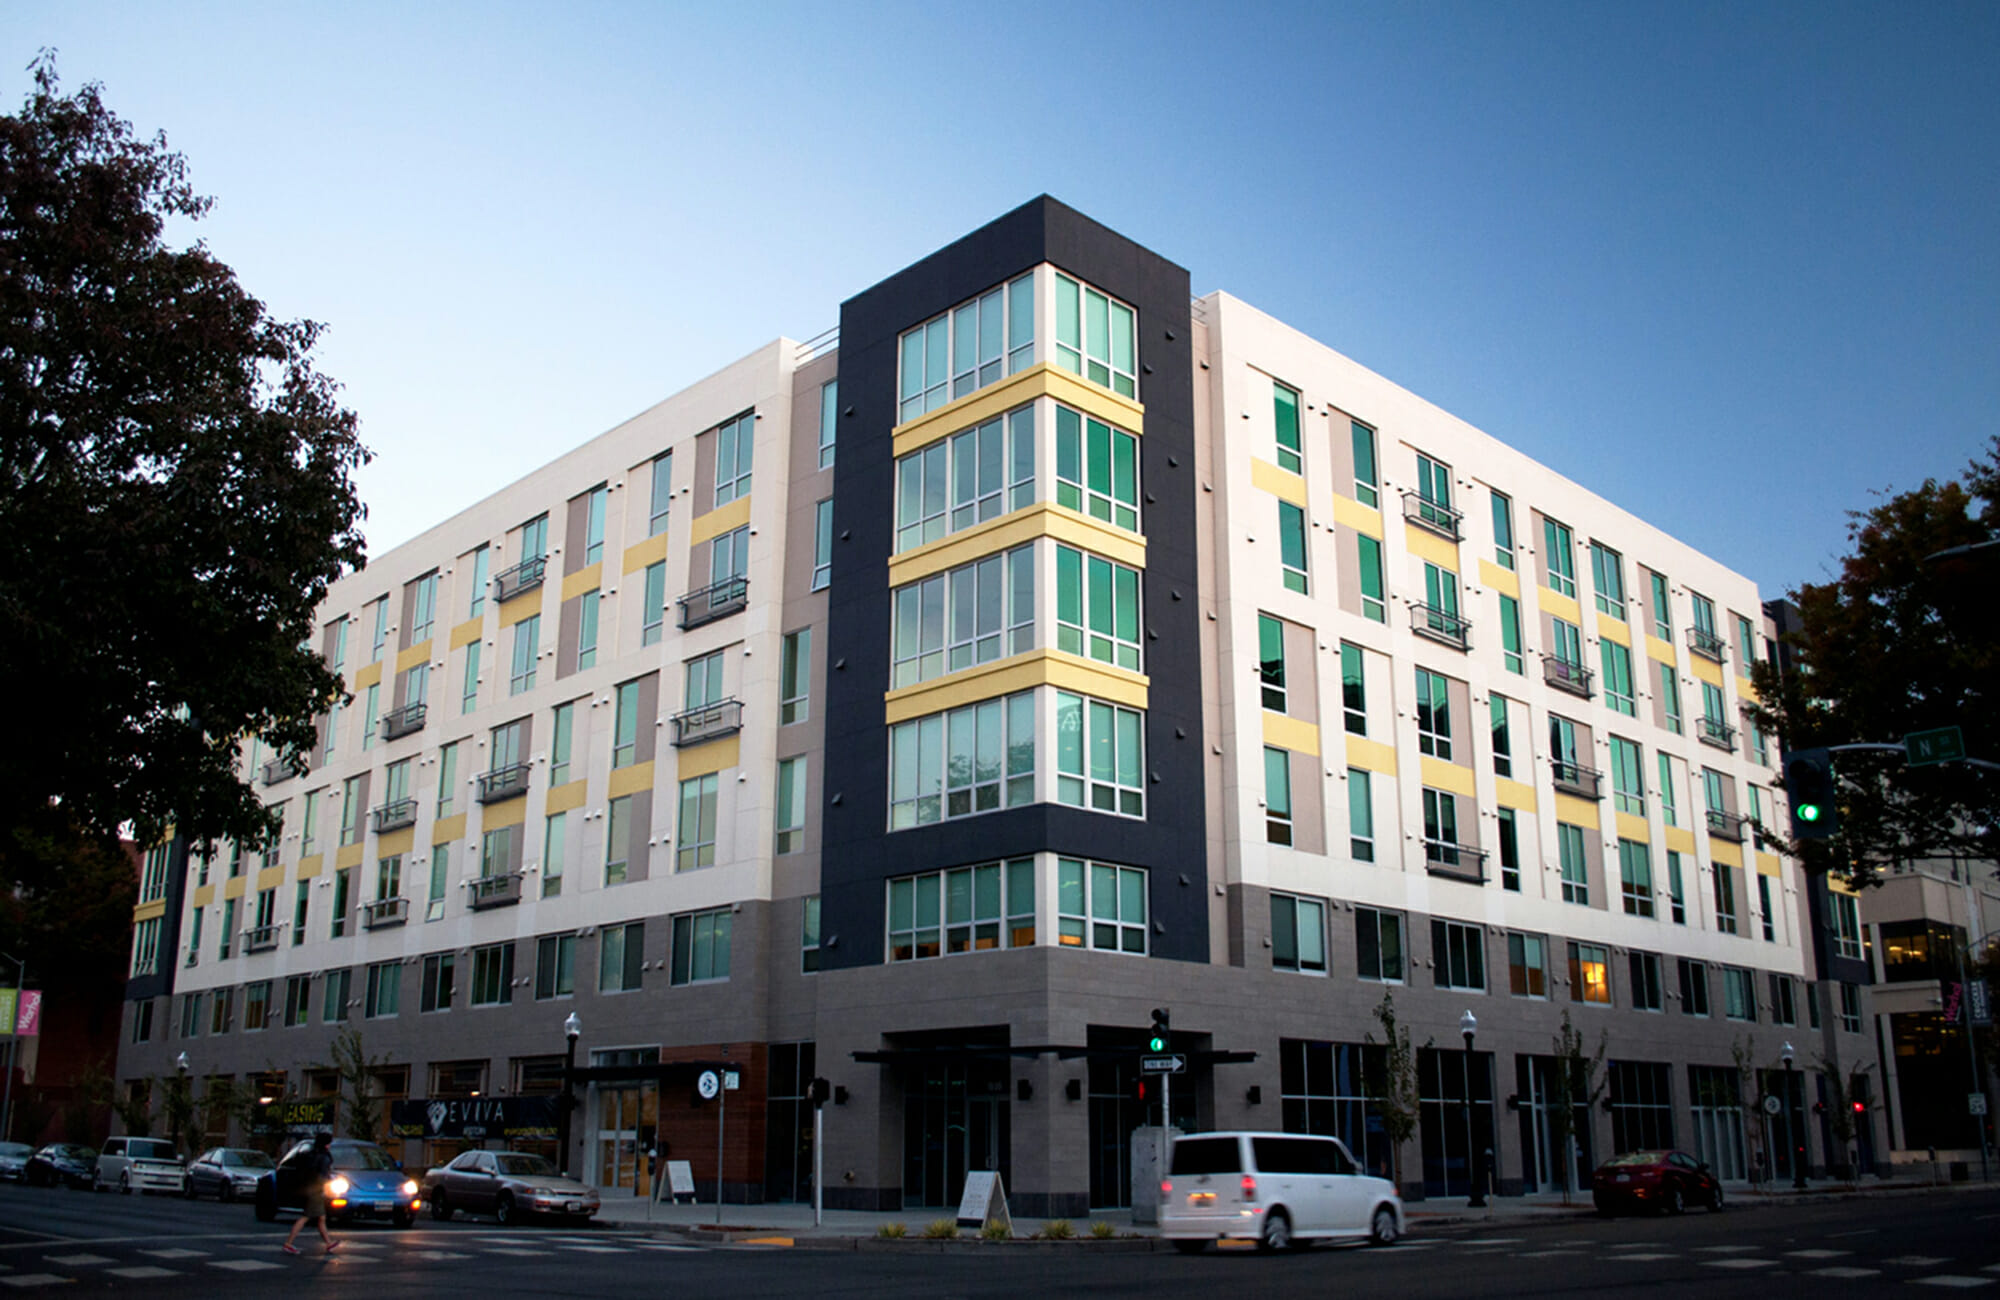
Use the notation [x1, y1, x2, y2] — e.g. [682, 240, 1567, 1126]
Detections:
[1591, 1150, 1724, 1215]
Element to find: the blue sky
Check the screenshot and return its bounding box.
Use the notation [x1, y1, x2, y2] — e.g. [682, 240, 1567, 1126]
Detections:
[11, 1, 1996, 598]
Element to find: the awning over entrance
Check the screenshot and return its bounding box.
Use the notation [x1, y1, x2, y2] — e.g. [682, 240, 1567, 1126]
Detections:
[852, 1043, 1255, 1066]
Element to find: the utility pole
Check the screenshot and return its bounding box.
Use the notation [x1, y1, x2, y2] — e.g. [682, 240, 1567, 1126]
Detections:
[0, 953, 24, 1143]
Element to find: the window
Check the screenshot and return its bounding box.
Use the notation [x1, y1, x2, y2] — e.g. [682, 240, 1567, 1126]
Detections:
[599, 922, 644, 993]
[365, 961, 400, 1019]
[1271, 894, 1327, 973]
[811, 498, 833, 591]
[1340, 642, 1366, 733]
[1770, 974, 1796, 1026]
[1751, 722, 1769, 768]
[1420, 562, 1463, 643]
[671, 909, 733, 984]
[535, 934, 576, 1000]
[1713, 862, 1738, 935]
[1734, 614, 1756, 668]
[1055, 545, 1140, 670]
[621, 558, 660, 649]
[1259, 615, 1288, 712]
[1508, 933, 1548, 998]
[575, 484, 606, 567]
[1498, 594, 1524, 674]
[1630, 952, 1665, 1011]
[1490, 696, 1512, 776]
[338, 775, 362, 847]
[1491, 490, 1515, 569]
[1414, 452, 1454, 530]
[1602, 641, 1635, 715]
[1348, 768, 1375, 861]
[1356, 533, 1386, 622]
[1272, 381, 1303, 474]
[1558, 822, 1589, 905]
[460, 640, 481, 714]
[778, 629, 811, 725]
[1666, 850, 1687, 924]
[509, 615, 539, 695]
[604, 794, 633, 885]
[540, 814, 565, 898]
[576, 590, 600, 670]
[1700, 681, 1729, 744]
[1722, 966, 1756, 1021]
[1277, 501, 1309, 593]
[1828, 892, 1862, 960]
[219, 897, 236, 958]
[300, 789, 320, 856]
[1264, 748, 1293, 845]
[1657, 753, 1680, 827]
[179, 991, 203, 1038]
[1356, 907, 1404, 982]
[1551, 618, 1584, 675]
[544, 703, 574, 787]
[1422, 789, 1463, 867]
[1658, 662, 1683, 733]
[1758, 874, 1776, 942]
[611, 678, 642, 769]
[471, 943, 514, 1007]
[329, 869, 350, 939]
[1679, 959, 1710, 1016]
[360, 681, 380, 750]
[892, 547, 1034, 686]
[1055, 691, 1142, 817]
[370, 596, 389, 662]
[1568, 941, 1610, 1005]
[293, 883, 309, 946]
[185, 906, 203, 965]
[713, 411, 754, 505]
[1609, 736, 1644, 815]
[1646, 571, 1671, 639]
[1838, 982, 1862, 1034]
[1431, 919, 1486, 992]
[1691, 591, 1720, 654]
[897, 409, 1036, 552]
[817, 381, 837, 469]
[1056, 858, 1148, 953]
[322, 969, 350, 1024]
[1590, 542, 1625, 618]
[901, 273, 1035, 420]
[648, 451, 673, 536]
[130, 917, 160, 978]
[420, 953, 455, 1013]
[888, 859, 1035, 960]
[1497, 808, 1521, 891]
[1619, 840, 1655, 918]
[129, 998, 155, 1043]
[801, 896, 821, 973]
[1415, 668, 1451, 759]
[1544, 517, 1576, 597]
[516, 514, 549, 571]
[427, 843, 449, 920]
[1350, 422, 1379, 507]
[1052, 272, 1133, 397]
[209, 987, 234, 1035]
[774, 757, 806, 854]
[891, 691, 1035, 827]
[141, 845, 171, 905]
[676, 774, 719, 870]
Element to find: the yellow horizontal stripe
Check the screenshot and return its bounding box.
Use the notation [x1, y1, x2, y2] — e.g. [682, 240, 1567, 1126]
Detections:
[1554, 792, 1600, 830]
[884, 649, 1149, 725]
[545, 780, 587, 815]
[1331, 495, 1383, 539]
[886, 502, 1145, 589]
[1756, 850, 1784, 879]
[1689, 654, 1724, 689]
[1420, 756, 1475, 798]
[335, 842, 365, 871]
[256, 865, 286, 893]
[1262, 712, 1320, 759]
[561, 562, 604, 603]
[1404, 527, 1459, 575]
[1494, 777, 1538, 811]
[1614, 811, 1650, 843]
[450, 617, 484, 650]
[891, 362, 1144, 460]
[676, 735, 740, 781]
[352, 661, 383, 691]
[1828, 874, 1858, 897]
[623, 532, 670, 576]
[222, 875, 248, 900]
[430, 814, 466, 845]
[396, 641, 433, 674]
[1539, 588, 1581, 625]
[1479, 561, 1520, 599]
[608, 761, 655, 800]
[1709, 838, 1744, 869]
[296, 854, 323, 880]
[688, 494, 752, 547]
[191, 882, 216, 907]
[132, 899, 167, 923]
[1597, 616, 1630, 647]
[1737, 676, 1759, 703]
[375, 827, 414, 858]
[1344, 735, 1398, 777]
[1664, 825, 1697, 856]
[1645, 634, 1675, 665]
[1250, 458, 1307, 506]
[499, 589, 541, 629]
[482, 796, 529, 830]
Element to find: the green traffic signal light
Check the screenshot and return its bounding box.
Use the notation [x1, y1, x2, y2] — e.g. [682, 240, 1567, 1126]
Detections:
[1798, 804, 1821, 823]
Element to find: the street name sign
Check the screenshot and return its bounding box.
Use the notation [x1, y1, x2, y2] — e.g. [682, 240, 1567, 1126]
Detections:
[1906, 726, 1966, 767]
[1141, 1053, 1187, 1074]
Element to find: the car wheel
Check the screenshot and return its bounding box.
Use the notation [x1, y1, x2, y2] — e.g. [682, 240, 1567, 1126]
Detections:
[430, 1190, 453, 1221]
[219, 1181, 234, 1203]
[183, 1177, 197, 1200]
[393, 1209, 414, 1230]
[1258, 1209, 1292, 1252]
[255, 1187, 277, 1223]
[1709, 1183, 1725, 1212]
[494, 1193, 515, 1227]
[1369, 1205, 1399, 1246]
[1664, 1186, 1684, 1215]
[1172, 1238, 1210, 1255]
[120, 1172, 132, 1195]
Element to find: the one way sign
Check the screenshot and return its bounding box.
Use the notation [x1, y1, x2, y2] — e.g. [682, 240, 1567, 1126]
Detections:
[1141, 1053, 1186, 1074]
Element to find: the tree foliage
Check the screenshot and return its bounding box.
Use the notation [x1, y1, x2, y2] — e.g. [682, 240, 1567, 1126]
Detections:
[1749, 437, 1998, 886]
[1544, 1011, 1606, 1201]
[0, 56, 369, 865]
[1364, 991, 1420, 1186]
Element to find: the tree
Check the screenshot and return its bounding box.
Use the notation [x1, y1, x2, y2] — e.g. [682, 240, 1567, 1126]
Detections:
[1815, 1056, 1875, 1184]
[0, 56, 370, 866]
[1544, 1011, 1606, 1202]
[159, 1070, 200, 1156]
[1749, 437, 1999, 887]
[325, 1026, 387, 1142]
[1364, 991, 1420, 1189]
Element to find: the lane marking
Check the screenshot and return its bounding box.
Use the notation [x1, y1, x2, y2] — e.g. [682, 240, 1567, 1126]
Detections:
[209, 1259, 285, 1272]
[138, 1249, 210, 1260]
[1890, 1257, 1955, 1268]
[1457, 1238, 1525, 1245]
[1704, 1259, 1780, 1270]
[1808, 1267, 1881, 1279]
[105, 1267, 178, 1280]
[1910, 1280, 1994, 1290]
[1828, 1229, 1880, 1238]
[0, 1277, 72, 1289]
[1787, 1250, 1851, 1259]
[1610, 1253, 1677, 1261]
[484, 1248, 553, 1257]
[1695, 1245, 1761, 1253]
[39, 1257, 110, 1268]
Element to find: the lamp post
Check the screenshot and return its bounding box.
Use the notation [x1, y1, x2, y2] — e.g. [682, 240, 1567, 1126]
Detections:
[1, 951, 25, 1144]
[558, 1014, 581, 1178]
[1783, 1042, 1806, 1190]
[1461, 1010, 1486, 1207]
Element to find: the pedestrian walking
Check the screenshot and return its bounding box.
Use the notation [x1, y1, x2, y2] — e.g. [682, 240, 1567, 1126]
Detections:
[282, 1133, 341, 1256]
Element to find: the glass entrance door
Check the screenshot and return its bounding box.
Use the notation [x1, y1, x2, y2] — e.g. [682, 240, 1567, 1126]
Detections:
[595, 1084, 657, 1198]
[902, 1062, 1009, 1209]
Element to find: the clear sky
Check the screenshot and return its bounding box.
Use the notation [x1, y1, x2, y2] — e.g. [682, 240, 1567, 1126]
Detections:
[10, 1, 1996, 599]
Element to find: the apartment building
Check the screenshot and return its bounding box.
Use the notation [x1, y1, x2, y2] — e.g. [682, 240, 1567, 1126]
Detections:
[117, 197, 1868, 1212]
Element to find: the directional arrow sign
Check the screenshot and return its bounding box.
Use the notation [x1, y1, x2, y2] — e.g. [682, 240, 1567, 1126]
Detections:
[1906, 726, 1966, 767]
[1140, 1053, 1186, 1074]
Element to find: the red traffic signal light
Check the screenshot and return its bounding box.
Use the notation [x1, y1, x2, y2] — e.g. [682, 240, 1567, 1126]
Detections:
[1852, 1100, 1866, 1114]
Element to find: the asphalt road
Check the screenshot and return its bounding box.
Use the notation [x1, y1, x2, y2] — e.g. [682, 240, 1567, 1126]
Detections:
[4, 1179, 1999, 1296]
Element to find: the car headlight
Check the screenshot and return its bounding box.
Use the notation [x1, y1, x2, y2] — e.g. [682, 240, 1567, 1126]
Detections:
[327, 1176, 351, 1197]
[401, 1180, 419, 1197]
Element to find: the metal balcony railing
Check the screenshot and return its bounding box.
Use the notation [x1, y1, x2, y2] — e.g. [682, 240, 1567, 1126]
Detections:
[371, 798, 417, 834]
[261, 759, 292, 787]
[678, 576, 749, 630]
[243, 924, 283, 954]
[1424, 841, 1489, 884]
[468, 874, 523, 910]
[671, 698, 744, 748]
[362, 897, 409, 929]
[1543, 656, 1595, 699]
[1401, 490, 1464, 542]
[1551, 759, 1604, 800]
[1687, 626, 1727, 663]
[1706, 810, 1748, 843]
[380, 701, 427, 740]
[493, 555, 548, 602]
[1698, 717, 1738, 752]
[477, 763, 531, 804]
[1411, 603, 1471, 651]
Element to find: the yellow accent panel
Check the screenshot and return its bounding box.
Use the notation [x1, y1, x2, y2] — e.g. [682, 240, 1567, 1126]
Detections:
[1737, 676, 1759, 703]
[1615, 812, 1651, 843]
[429, 815, 465, 845]
[222, 874, 248, 900]
[296, 855, 323, 881]
[1709, 839, 1743, 869]
[1261, 712, 1321, 758]
[352, 661, 383, 691]
[1249, 458, 1307, 506]
[689, 494, 752, 547]
[677, 735, 740, 781]
[133, 899, 167, 923]
[1539, 588, 1582, 624]
[544, 781, 587, 815]
[1645, 635, 1675, 664]
[1828, 875, 1859, 897]
[1420, 756, 1475, 798]
[1494, 778, 1538, 811]
[191, 883, 215, 907]
[482, 797, 529, 830]
[1664, 826, 1697, 856]
[891, 362, 1144, 459]
[1597, 617, 1630, 647]
[1756, 851, 1784, 878]
[376, 827, 414, 858]
[1479, 561, 1520, 599]
[623, 532, 670, 575]
[1404, 527, 1460, 574]
[1331, 495, 1383, 538]
[450, 617, 484, 650]
[883, 649, 1149, 724]
[499, 589, 541, 629]
[1344, 735, 1398, 776]
[1689, 654, 1724, 689]
[335, 842, 365, 870]
[561, 562, 604, 603]
[396, 641, 433, 674]
[1554, 793, 1601, 830]
[256, 865, 286, 893]
[608, 762, 656, 799]
[887, 502, 1145, 588]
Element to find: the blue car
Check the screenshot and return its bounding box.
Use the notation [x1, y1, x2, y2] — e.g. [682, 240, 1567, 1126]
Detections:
[254, 1139, 420, 1228]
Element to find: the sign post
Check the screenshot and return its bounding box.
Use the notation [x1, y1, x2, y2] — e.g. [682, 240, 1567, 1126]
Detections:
[1905, 727, 1967, 767]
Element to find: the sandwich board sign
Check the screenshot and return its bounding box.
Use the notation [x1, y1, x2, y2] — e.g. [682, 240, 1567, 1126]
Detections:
[956, 1170, 1011, 1232]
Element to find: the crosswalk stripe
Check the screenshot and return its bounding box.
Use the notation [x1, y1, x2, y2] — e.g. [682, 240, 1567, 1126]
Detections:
[1911, 1280, 1994, 1290]
[0, 1276, 73, 1289]
[1807, 1267, 1880, 1279]
[104, 1267, 177, 1280]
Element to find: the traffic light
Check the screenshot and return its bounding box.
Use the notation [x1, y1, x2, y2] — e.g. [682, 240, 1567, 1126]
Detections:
[1852, 1100, 1866, 1116]
[1148, 1008, 1171, 1054]
[1813, 1100, 1827, 1116]
[1785, 748, 1839, 841]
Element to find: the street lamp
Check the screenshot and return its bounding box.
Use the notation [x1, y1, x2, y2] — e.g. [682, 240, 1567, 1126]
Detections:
[558, 1014, 582, 1178]
[1782, 1041, 1806, 1190]
[1460, 1010, 1486, 1208]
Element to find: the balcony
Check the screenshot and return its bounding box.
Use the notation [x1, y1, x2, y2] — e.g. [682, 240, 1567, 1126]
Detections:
[1410, 603, 1471, 651]
[468, 874, 523, 911]
[678, 576, 749, 630]
[1706, 809, 1748, 843]
[1551, 759, 1604, 800]
[493, 555, 548, 602]
[261, 758, 292, 787]
[1424, 841, 1489, 884]
[1698, 717, 1738, 753]
[1543, 656, 1595, 699]
[671, 698, 744, 747]
[362, 896, 409, 930]
[477, 763, 531, 804]
[380, 701, 427, 741]
[243, 924, 282, 954]
[1687, 626, 1727, 663]
[1402, 490, 1464, 542]
[371, 798, 418, 834]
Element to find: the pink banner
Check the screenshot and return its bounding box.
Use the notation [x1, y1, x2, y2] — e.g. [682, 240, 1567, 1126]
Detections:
[15, 989, 42, 1037]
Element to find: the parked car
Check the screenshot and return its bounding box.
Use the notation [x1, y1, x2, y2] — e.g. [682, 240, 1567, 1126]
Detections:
[422, 1150, 600, 1226]
[1591, 1149, 1725, 1215]
[0, 1141, 33, 1182]
[1160, 1131, 1404, 1253]
[93, 1136, 186, 1195]
[254, 1139, 420, 1228]
[185, 1147, 277, 1201]
[23, 1144, 97, 1189]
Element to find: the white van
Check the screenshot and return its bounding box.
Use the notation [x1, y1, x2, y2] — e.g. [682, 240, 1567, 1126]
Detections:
[92, 1136, 185, 1195]
[1159, 1131, 1403, 1252]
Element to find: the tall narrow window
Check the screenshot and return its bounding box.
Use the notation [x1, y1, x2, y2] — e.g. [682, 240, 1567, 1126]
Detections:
[1422, 789, 1461, 867]
[1568, 942, 1611, 1005]
[582, 484, 607, 567]
[1348, 769, 1375, 862]
[1619, 840, 1654, 918]
[541, 814, 566, 899]
[676, 774, 720, 871]
[1508, 933, 1547, 997]
[611, 680, 640, 770]
[1758, 874, 1777, 942]
[426, 844, 448, 920]
[1356, 907, 1403, 981]
[550, 701, 574, 786]
[1415, 669, 1451, 759]
[811, 498, 834, 594]
[1273, 381, 1302, 474]
[641, 561, 666, 646]
[1713, 862, 1738, 935]
[1415, 452, 1453, 530]
[576, 590, 600, 670]
[1356, 534, 1385, 622]
[1649, 571, 1671, 639]
[1259, 615, 1287, 712]
[649, 451, 673, 536]
[460, 640, 480, 715]
[1341, 642, 1366, 734]
[1590, 542, 1625, 618]
[1497, 808, 1521, 891]
[509, 615, 539, 695]
[780, 629, 811, 725]
[1544, 517, 1576, 598]
[1609, 736, 1645, 815]
[1491, 696, 1513, 777]
[467, 547, 489, 618]
[1558, 823, 1589, 905]
[817, 381, 838, 470]
[713, 411, 754, 505]
[1498, 594, 1524, 674]
[774, 757, 807, 854]
[1666, 850, 1686, 924]
[1270, 894, 1327, 973]
[411, 571, 438, 641]
[1491, 490, 1515, 569]
[1659, 662, 1683, 733]
[1277, 501, 1309, 594]
[1350, 422, 1379, 507]
[1264, 747, 1293, 845]
[599, 922, 644, 993]
[1602, 640, 1635, 715]
[604, 795, 632, 885]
